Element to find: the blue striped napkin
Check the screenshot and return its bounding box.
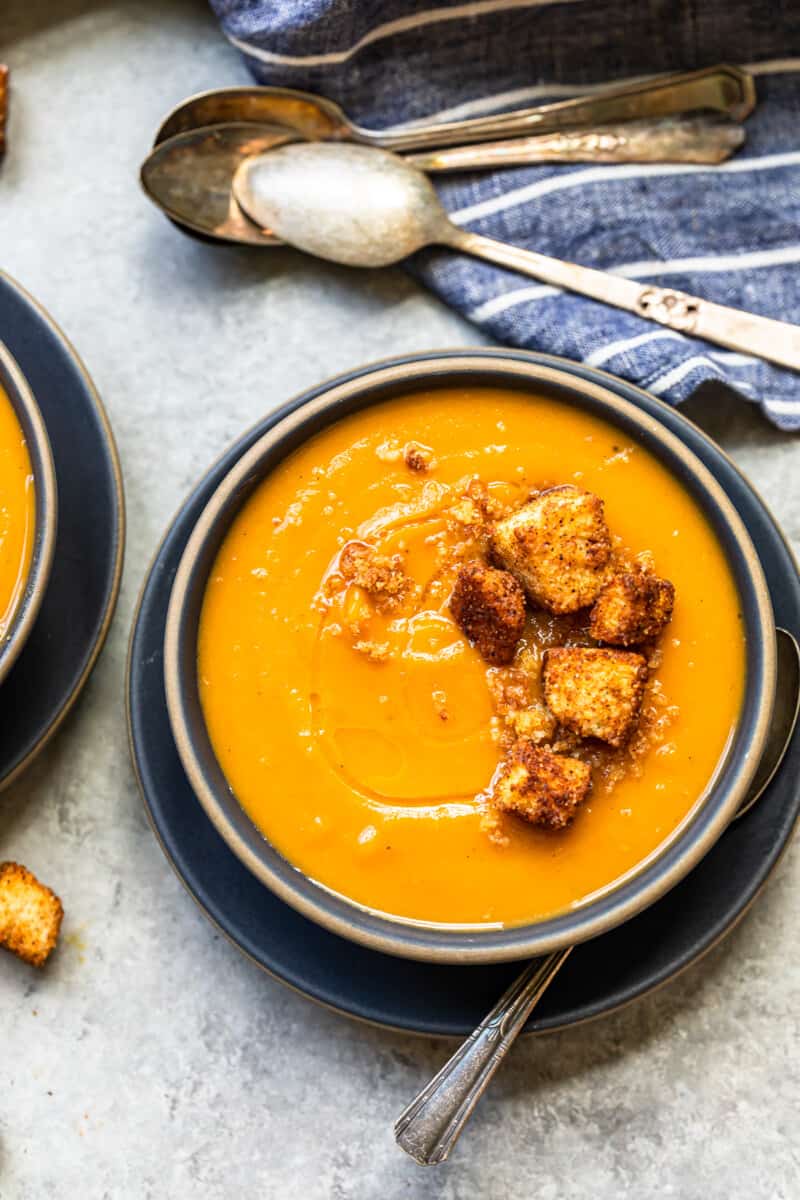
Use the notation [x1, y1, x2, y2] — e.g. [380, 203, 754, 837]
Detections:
[210, 1, 800, 430]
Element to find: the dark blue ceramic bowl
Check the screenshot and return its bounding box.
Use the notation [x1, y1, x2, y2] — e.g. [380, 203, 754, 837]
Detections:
[164, 353, 776, 964]
[0, 340, 57, 687]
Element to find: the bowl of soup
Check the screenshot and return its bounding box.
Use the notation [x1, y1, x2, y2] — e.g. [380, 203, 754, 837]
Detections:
[164, 352, 775, 963]
[0, 340, 57, 686]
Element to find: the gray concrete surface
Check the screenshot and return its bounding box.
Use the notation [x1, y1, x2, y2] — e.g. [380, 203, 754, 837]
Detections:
[1, 3, 798, 1197]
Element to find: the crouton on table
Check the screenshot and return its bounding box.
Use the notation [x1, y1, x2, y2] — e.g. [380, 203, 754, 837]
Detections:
[0, 862, 63, 967]
[543, 646, 648, 747]
[490, 485, 611, 614]
[591, 567, 674, 646]
[493, 740, 591, 830]
[449, 561, 526, 665]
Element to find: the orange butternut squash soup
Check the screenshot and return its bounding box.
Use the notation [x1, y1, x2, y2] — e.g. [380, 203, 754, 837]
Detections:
[198, 389, 745, 926]
[0, 385, 35, 641]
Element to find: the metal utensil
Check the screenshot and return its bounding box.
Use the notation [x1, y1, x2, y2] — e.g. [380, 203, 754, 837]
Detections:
[141, 118, 743, 249]
[141, 113, 744, 247]
[406, 114, 744, 172]
[155, 65, 754, 152]
[732, 626, 800, 820]
[395, 626, 800, 1166]
[141, 123, 294, 246]
[233, 142, 800, 372]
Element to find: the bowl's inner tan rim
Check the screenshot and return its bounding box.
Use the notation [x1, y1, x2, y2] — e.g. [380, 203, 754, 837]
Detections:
[0, 339, 58, 682]
[0, 269, 126, 795]
[163, 354, 776, 963]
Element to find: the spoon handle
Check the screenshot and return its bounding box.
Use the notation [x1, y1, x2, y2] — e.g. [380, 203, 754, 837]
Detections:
[369, 65, 754, 152]
[406, 116, 744, 172]
[394, 948, 571, 1165]
[447, 228, 800, 372]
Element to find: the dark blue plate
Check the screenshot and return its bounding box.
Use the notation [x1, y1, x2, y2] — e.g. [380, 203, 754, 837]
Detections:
[127, 351, 800, 1036]
[0, 272, 125, 790]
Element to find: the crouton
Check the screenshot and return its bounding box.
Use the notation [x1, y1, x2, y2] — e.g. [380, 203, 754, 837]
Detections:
[490, 485, 611, 614]
[0, 862, 63, 967]
[486, 666, 532, 715]
[492, 741, 591, 830]
[353, 639, 391, 663]
[543, 646, 649, 747]
[338, 540, 408, 610]
[449, 561, 526, 665]
[590, 567, 675, 646]
[403, 441, 436, 472]
[448, 479, 506, 542]
[504, 702, 557, 745]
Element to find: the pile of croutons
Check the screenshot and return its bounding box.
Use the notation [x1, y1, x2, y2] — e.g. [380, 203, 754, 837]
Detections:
[449, 483, 675, 832]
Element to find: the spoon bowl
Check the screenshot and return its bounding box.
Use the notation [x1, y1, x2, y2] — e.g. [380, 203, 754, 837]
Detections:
[735, 627, 800, 818]
[141, 123, 296, 246]
[234, 142, 446, 265]
[155, 86, 355, 148]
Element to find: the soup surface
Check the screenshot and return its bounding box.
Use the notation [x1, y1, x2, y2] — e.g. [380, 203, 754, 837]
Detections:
[198, 389, 745, 925]
[0, 385, 35, 642]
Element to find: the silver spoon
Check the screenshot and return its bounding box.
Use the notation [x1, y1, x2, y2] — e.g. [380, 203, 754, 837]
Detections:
[233, 142, 800, 372]
[154, 66, 754, 152]
[141, 116, 744, 248]
[141, 123, 295, 246]
[395, 627, 800, 1165]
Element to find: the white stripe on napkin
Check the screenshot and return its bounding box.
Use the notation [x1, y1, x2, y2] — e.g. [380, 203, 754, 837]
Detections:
[452, 150, 800, 224]
[648, 355, 726, 394]
[760, 398, 800, 412]
[226, 0, 588, 68]
[586, 329, 758, 368]
[586, 329, 685, 366]
[471, 284, 560, 315]
[469, 243, 800, 321]
[747, 58, 800, 75]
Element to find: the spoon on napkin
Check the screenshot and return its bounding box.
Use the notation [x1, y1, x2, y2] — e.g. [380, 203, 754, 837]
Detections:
[141, 114, 744, 247]
[394, 626, 800, 1165]
[155, 66, 754, 153]
[232, 141, 800, 372]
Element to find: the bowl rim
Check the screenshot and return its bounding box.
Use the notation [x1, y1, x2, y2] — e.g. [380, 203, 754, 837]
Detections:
[164, 351, 776, 964]
[0, 338, 58, 687]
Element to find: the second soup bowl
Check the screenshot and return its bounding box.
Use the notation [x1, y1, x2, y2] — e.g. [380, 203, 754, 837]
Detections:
[0, 339, 58, 687]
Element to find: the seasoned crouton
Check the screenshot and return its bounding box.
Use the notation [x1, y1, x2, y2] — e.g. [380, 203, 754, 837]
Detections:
[493, 741, 591, 830]
[353, 639, 391, 663]
[490, 485, 611, 614]
[0, 862, 63, 967]
[449, 561, 526, 665]
[504, 702, 557, 745]
[338, 540, 409, 610]
[486, 665, 532, 716]
[543, 646, 648, 747]
[403, 441, 436, 472]
[590, 568, 675, 646]
[448, 479, 507, 542]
